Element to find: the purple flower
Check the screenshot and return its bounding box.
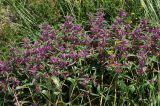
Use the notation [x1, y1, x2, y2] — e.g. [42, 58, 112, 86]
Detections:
[13, 77, 20, 85]
[117, 29, 125, 36]
[40, 24, 56, 41]
[44, 72, 49, 79]
[78, 50, 88, 58]
[0, 61, 5, 68]
[41, 24, 52, 30]
[112, 24, 118, 30]
[89, 10, 105, 36]
[44, 45, 52, 51]
[15, 57, 24, 65]
[62, 71, 72, 77]
[50, 57, 59, 64]
[59, 61, 67, 68]
[139, 59, 145, 68]
[63, 22, 73, 29]
[115, 17, 123, 24]
[90, 27, 100, 34]
[35, 54, 45, 61]
[60, 53, 68, 59]
[59, 46, 65, 52]
[0, 61, 5, 72]
[29, 65, 38, 73]
[140, 18, 148, 28]
[118, 9, 126, 17]
[113, 61, 121, 67]
[124, 24, 131, 30]
[73, 25, 82, 32]
[48, 31, 55, 39]
[151, 28, 160, 40]
[137, 51, 146, 59]
[109, 54, 116, 59]
[137, 68, 144, 75]
[22, 50, 31, 56]
[132, 28, 142, 39]
[64, 16, 74, 22]
[35, 84, 41, 93]
[68, 52, 78, 59]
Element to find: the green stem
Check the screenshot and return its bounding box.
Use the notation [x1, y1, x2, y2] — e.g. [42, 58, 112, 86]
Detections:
[158, 62, 160, 104]
[113, 74, 118, 106]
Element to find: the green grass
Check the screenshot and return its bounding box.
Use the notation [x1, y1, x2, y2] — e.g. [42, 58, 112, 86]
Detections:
[0, 0, 144, 57]
[1, 1, 158, 105]
[140, 0, 160, 26]
[0, 6, 19, 60]
[140, 1, 160, 103]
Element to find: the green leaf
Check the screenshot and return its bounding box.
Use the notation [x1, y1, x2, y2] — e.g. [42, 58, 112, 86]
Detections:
[157, 40, 160, 46]
[119, 81, 127, 91]
[16, 83, 32, 90]
[21, 101, 31, 105]
[53, 92, 60, 95]
[149, 84, 155, 91]
[127, 54, 137, 57]
[42, 90, 49, 98]
[51, 76, 60, 89]
[158, 95, 160, 103]
[129, 85, 135, 93]
[150, 56, 158, 62]
[97, 84, 101, 93]
[67, 77, 76, 84]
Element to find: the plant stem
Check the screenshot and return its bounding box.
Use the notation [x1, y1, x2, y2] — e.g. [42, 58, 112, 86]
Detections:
[158, 62, 160, 104]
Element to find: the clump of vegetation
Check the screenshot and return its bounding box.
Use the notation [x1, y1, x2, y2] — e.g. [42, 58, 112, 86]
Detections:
[0, 10, 159, 105]
[0, 6, 19, 60]
[0, 0, 144, 60]
[140, 0, 160, 26]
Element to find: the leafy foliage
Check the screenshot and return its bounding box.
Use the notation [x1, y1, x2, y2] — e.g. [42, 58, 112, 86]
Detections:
[0, 10, 159, 105]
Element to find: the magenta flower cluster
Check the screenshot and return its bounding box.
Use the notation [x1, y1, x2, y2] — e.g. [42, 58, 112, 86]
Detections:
[0, 10, 159, 105]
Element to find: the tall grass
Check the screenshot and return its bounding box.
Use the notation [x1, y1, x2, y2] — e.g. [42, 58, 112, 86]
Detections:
[2, 0, 144, 26]
[0, 0, 144, 37]
[0, 5, 20, 60]
[57, 0, 144, 22]
[0, 0, 144, 60]
[140, 0, 160, 104]
[140, 0, 160, 26]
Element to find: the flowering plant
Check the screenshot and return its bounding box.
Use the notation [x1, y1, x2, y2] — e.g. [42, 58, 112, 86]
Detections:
[0, 9, 159, 105]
